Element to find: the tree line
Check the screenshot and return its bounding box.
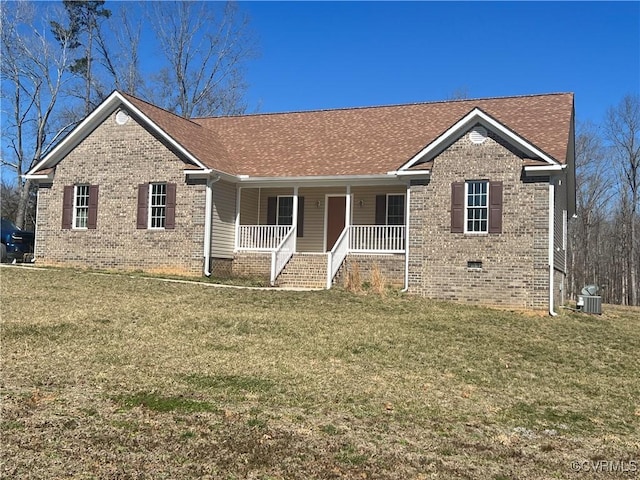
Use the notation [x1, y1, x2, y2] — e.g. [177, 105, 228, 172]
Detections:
[1, 0, 256, 229]
[568, 95, 639, 306]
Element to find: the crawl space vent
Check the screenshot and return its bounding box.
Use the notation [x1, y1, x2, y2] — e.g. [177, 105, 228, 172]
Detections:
[469, 126, 488, 144]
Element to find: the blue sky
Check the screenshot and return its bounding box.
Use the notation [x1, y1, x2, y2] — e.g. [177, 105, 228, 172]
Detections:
[238, 1, 639, 123]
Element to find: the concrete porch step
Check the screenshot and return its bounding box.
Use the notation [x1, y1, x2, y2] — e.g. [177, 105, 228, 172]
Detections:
[275, 253, 327, 289]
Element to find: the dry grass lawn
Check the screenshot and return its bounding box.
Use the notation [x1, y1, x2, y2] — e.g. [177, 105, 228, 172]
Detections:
[1, 266, 639, 479]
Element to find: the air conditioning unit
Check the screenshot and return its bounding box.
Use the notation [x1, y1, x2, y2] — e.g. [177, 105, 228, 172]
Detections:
[577, 295, 602, 315]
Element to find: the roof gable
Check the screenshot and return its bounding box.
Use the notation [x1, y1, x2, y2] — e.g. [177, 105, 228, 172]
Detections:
[397, 107, 560, 172]
[27, 91, 235, 178]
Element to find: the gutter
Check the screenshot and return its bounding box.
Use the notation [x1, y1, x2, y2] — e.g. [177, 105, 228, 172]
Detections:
[548, 179, 557, 316]
[203, 174, 221, 277]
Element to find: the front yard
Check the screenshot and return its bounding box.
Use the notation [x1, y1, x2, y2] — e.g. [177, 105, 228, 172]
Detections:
[1, 266, 638, 479]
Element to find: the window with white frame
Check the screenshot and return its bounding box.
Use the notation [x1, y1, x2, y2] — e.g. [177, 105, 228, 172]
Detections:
[277, 196, 294, 225]
[386, 194, 405, 225]
[465, 181, 488, 233]
[149, 183, 167, 229]
[73, 185, 90, 229]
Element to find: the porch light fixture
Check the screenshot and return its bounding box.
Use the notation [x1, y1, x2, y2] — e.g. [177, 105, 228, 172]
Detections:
[316, 200, 321, 208]
[359, 199, 364, 208]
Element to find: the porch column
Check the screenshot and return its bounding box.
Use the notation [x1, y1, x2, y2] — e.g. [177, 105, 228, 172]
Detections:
[345, 185, 351, 228]
[234, 187, 242, 250]
[292, 186, 299, 252]
[403, 183, 411, 291]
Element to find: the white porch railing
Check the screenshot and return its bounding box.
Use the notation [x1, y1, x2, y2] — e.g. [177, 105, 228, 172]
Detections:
[349, 225, 405, 252]
[271, 227, 296, 285]
[326, 227, 350, 289]
[238, 225, 292, 250]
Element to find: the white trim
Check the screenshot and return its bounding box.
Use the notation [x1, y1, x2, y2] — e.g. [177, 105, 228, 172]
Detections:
[237, 174, 404, 188]
[548, 179, 557, 316]
[399, 108, 559, 171]
[72, 184, 89, 230]
[147, 183, 167, 230]
[234, 187, 242, 251]
[463, 180, 489, 234]
[402, 185, 411, 292]
[523, 164, 566, 174]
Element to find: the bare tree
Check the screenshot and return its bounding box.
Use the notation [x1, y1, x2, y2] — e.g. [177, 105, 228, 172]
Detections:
[50, 0, 111, 115]
[95, 4, 144, 96]
[147, 1, 256, 118]
[605, 95, 640, 305]
[1, 2, 76, 229]
[568, 121, 614, 299]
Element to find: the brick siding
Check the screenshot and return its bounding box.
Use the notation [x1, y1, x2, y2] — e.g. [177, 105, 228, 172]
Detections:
[408, 129, 552, 309]
[335, 254, 405, 287]
[34, 111, 206, 276]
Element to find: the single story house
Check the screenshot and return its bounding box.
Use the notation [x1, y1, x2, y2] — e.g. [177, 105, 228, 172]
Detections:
[26, 91, 575, 313]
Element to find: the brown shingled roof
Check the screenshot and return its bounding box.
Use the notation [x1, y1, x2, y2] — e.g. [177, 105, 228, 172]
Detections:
[126, 92, 574, 178]
[121, 93, 237, 175]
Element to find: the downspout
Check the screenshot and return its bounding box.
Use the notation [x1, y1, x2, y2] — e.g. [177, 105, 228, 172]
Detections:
[548, 178, 557, 316]
[402, 183, 411, 292]
[203, 174, 221, 277]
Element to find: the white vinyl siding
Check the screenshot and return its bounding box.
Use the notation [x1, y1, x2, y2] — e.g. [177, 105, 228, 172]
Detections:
[211, 180, 236, 258]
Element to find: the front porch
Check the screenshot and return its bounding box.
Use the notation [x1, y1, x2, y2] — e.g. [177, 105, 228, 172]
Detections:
[233, 185, 408, 288]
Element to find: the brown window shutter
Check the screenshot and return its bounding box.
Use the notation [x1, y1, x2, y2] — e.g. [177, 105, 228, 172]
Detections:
[165, 183, 177, 229]
[375, 195, 387, 225]
[451, 182, 464, 233]
[137, 184, 148, 229]
[87, 185, 99, 229]
[297, 196, 304, 237]
[62, 185, 73, 229]
[488, 181, 503, 234]
[267, 197, 277, 225]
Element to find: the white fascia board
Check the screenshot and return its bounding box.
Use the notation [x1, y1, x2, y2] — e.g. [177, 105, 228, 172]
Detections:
[386, 170, 431, 177]
[23, 173, 54, 181]
[237, 174, 404, 188]
[27, 91, 209, 175]
[184, 168, 238, 183]
[523, 164, 566, 175]
[399, 108, 559, 171]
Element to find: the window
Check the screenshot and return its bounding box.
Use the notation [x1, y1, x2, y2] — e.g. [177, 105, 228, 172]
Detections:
[149, 183, 167, 228]
[375, 194, 406, 225]
[137, 183, 176, 230]
[74, 185, 90, 229]
[62, 184, 98, 230]
[277, 196, 294, 225]
[451, 181, 502, 234]
[386, 194, 405, 225]
[266, 195, 305, 237]
[465, 181, 488, 233]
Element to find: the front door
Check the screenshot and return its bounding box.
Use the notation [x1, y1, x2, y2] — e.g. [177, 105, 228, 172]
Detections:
[326, 196, 346, 251]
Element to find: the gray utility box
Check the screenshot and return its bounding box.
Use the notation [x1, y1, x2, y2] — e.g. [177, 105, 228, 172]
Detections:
[577, 295, 602, 315]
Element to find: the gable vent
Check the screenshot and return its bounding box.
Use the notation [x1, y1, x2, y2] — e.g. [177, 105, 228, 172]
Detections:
[115, 109, 130, 125]
[469, 125, 488, 144]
